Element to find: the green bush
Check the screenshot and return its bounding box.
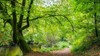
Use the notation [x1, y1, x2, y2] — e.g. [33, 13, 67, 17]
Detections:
[71, 35, 93, 52]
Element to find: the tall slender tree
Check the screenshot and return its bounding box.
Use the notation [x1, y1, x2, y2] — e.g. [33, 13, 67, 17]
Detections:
[94, 0, 98, 37]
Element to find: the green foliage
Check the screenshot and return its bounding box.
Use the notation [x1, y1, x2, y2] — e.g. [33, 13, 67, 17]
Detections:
[71, 36, 92, 52]
[0, 0, 100, 54]
[40, 41, 69, 52]
[55, 41, 69, 49]
[0, 46, 23, 56]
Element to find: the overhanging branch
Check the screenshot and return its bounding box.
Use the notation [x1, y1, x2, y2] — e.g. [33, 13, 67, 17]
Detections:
[62, 16, 75, 32]
[54, 16, 63, 26]
[22, 13, 75, 32]
[28, 14, 66, 21]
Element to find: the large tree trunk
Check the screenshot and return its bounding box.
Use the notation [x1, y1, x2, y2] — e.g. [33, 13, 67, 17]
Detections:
[18, 32, 32, 53]
[11, 0, 32, 53]
[13, 30, 32, 53]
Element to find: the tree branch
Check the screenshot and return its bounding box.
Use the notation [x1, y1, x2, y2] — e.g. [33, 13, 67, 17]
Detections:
[21, 0, 34, 30]
[28, 14, 66, 21]
[0, 1, 12, 27]
[11, 0, 17, 43]
[18, 0, 26, 28]
[0, 2, 3, 12]
[29, 15, 48, 21]
[54, 16, 63, 26]
[22, 13, 75, 33]
[63, 16, 75, 32]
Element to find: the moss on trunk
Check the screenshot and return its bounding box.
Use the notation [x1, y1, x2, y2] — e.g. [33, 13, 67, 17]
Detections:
[13, 31, 32, 53]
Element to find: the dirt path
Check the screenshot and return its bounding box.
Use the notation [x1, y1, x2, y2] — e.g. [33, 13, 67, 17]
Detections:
[25, 48, 72, 56]
[50, 48, 72, 56]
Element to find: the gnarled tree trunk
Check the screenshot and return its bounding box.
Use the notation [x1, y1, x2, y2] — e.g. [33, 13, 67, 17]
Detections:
[13, 30, 32, 53]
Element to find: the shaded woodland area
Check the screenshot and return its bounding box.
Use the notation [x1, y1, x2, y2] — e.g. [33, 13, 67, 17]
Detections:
[0, 0, 100, 56]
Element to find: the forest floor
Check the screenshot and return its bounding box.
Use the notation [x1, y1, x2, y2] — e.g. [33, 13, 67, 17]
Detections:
[25, 45, 100, 56]
[0, 45, 100, 56]
[25, 48, 72, 56]
[74, 45, 100, 56]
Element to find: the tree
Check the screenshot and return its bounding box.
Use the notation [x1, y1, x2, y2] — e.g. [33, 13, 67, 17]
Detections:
[0, 0, 72, 53]
[0, 0, 34, 53]
[1, 0, 99, 54]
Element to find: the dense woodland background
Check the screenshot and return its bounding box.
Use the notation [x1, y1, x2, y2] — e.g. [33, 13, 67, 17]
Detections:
[0, 0, 100, 56]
